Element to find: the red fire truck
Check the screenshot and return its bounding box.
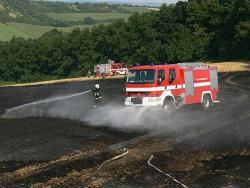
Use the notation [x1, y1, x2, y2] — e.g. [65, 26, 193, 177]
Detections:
[94, 62, 127, 77]
[125, 63, 219, 112]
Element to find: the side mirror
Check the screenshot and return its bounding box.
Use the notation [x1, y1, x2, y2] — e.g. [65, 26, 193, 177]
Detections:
[157, 76, 163, 84]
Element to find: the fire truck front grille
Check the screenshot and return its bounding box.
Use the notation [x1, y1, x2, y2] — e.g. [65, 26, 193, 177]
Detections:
[131, 97, 143, 104]
[127, 92, 150, 97]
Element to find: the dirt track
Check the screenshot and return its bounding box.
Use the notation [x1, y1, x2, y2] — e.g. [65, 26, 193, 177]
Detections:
[0, 72, 250, 187]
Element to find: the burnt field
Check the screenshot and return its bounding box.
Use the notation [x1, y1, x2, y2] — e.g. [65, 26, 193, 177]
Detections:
[0, 72, 249, 187]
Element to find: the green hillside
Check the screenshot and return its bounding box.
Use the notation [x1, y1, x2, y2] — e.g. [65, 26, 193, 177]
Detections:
[0, 0, 248, 83]
[0, 23, 29, 40]
[0, 23, 94, 40]
[0, 0, 135, 26]
[47, 12, 130, 22]
[0, 0, 148, 41]
[0, 0, 62, 26]
[118, 5, 148, 13]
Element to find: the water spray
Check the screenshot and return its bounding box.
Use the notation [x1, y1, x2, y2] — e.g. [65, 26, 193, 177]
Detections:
[1, 90, 91, 117]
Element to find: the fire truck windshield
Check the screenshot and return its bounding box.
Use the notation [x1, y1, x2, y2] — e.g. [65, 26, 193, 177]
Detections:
[127, 69, 156, 83]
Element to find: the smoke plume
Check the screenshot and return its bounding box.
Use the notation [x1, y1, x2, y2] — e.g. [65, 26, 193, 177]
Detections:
[0, 90, 205, 133]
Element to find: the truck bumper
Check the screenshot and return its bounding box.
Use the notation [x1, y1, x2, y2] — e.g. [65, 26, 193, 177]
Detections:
[125, 97, 163, 107]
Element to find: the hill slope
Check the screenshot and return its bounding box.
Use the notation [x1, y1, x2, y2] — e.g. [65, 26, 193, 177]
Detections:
[0, 22, 94, 41]
[0, 0, 131, 26]
[0, 23, 29, 40]
[0, 0, 146, 40]
[0, 0, 60, 26]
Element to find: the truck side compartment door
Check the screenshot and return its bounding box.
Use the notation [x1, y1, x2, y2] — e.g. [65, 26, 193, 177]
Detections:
[184, 70, 194, 96]
[210, 69, 218, 90]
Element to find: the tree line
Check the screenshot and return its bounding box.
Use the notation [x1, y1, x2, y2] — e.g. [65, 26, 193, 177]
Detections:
[0, 0, 249, 83]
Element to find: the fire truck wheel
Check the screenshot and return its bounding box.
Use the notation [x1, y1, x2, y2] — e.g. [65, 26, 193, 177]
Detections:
[202, 94, 213, 109]
[162, 99, 175, 114]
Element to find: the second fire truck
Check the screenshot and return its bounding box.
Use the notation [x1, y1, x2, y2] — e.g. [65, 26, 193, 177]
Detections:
[94, 62, 127, 77]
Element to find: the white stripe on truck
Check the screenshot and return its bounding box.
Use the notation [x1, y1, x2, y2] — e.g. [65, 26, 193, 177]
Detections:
[126, 87, 165, 92]
[126, 82, 211, 92]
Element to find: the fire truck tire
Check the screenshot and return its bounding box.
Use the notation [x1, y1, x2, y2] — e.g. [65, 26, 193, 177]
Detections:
[201, 94, 213, 110]
[162, 98, 175, 114]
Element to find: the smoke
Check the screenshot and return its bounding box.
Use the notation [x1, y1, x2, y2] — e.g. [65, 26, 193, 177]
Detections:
[85, 104, 164, 131]
[2, 87, 248, 152]
[1, 80, 249, 153]
[84, 104, 181, 132]
[0, 90, 203, 133]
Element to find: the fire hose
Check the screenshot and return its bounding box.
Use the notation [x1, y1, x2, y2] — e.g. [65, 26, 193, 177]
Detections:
[147, 155, 188, 188]
[5, 90, 92, 112]
[97, 149, 129, 171]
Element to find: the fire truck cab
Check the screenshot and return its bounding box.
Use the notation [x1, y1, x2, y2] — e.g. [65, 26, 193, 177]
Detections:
[110, 63, 127, 76]
[125, 63, 219, 112]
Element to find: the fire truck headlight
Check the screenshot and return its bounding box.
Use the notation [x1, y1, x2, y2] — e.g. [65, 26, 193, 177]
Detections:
[125, 97, 131, 105]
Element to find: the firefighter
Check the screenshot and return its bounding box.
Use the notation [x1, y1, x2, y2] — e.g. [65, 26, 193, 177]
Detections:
[102, 70, 106, 79]
[87, 70, 91, 78]
[92, 84, 103, 107]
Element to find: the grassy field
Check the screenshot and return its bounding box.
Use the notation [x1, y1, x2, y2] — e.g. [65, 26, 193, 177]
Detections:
[0, 23, 30, 41]
[0, 23, 94, 40]
[118, 5, 148, 13]
[206, 62, 250, 73]
[0, 5, 147, 41]
[10, 22, 92, 36]
[0, 2, 148, 41]
[47, 12, 130, 22]
[0, 13, 128, 41]
[0, 75, 125, 87]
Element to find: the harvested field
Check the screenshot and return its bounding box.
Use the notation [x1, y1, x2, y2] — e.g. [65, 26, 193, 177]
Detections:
[1, 61, 248, 88]
[0, 75, 125, 88]
[0, 66, 249, 187]
[206, 61, 250, 73]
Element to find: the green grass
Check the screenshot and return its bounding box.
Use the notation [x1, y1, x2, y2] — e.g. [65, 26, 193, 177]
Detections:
[0, 23, 94, 40]
[118, 5, 148, 13]
[0, 6, 144, 41]
[0, 5, 146, 41]
[47, 12, 130, 22]
[0, 23, 30, 41]
[9, 22, 56, 38]
[0, 22, 110, 41]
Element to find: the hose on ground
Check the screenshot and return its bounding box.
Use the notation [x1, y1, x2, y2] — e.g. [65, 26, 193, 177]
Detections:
[97, 148, 129, 171]
[147, 155, 188, 188]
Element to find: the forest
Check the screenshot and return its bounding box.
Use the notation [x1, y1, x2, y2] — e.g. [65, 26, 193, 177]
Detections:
[0, 0, 249, 83]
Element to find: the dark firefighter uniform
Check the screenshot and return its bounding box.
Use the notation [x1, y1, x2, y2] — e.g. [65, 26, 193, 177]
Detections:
[92, 84, 102, 107]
